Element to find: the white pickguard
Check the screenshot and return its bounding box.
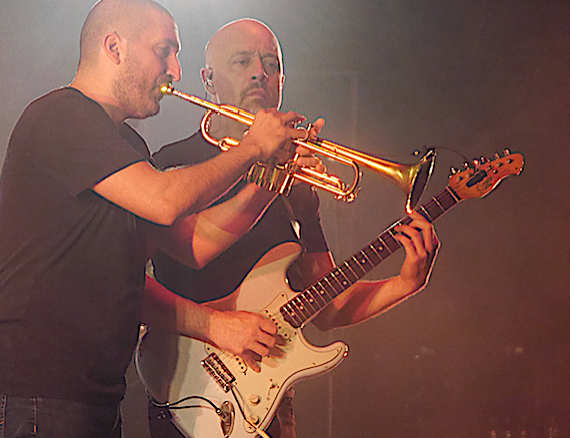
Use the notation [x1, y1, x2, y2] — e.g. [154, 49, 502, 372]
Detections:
[136, 242, 348, 438]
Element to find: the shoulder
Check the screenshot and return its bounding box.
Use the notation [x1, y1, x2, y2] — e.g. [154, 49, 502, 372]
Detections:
[25, 87, 109, 123]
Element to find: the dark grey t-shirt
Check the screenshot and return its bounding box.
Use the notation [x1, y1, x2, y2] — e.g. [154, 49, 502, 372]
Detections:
[151, 132, 330, 302]
[0, 88, 152, 404]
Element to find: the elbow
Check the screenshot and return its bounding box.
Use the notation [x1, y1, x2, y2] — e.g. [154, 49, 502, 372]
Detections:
[148, 194, 192, 226]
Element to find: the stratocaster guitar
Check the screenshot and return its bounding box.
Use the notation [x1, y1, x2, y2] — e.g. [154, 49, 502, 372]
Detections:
[136, 151, 524, 438]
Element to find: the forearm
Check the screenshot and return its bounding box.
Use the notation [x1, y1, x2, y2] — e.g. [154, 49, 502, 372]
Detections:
[312, 275, 422, 331]
[150, 183, 277, 268]
[93, 141, 262, 226]
[141, 274, 280, 371]
[141, 274, 216, 340]
[150, 146, 263, 224]
[187, 183, 277, 267]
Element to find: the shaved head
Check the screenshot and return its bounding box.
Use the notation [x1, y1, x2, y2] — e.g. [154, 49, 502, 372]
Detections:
[202, 19, 284, 112]
[205, 19, 283, 75]
[79, 0, 172, 68]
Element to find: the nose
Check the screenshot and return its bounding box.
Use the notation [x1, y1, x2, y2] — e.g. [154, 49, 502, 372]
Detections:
[167, 56, 182, 83]
[250, 56, 268, 82]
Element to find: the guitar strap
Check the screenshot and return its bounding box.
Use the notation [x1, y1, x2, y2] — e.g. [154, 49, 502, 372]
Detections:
[280, 196, 302, 243]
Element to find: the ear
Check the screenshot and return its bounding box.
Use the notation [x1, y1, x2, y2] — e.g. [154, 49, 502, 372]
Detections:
[103, 32, 122, 65]
[200, 67, 216, 95]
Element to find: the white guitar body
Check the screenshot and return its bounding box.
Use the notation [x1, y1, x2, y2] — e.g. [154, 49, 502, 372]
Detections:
[136, 150, 526, 438]
[136, 242, 349, 438]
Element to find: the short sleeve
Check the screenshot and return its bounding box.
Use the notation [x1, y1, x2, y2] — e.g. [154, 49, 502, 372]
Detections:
[25, 89, 147, 196]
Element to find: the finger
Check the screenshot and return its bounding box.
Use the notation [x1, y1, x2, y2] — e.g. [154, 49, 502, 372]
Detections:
[282, 111, 307, 128]
[310, 118, 325, 137]
[394, 224, 425, 257]
[268, 345, 287, 359]
[407, 211, 438, 252]
[293, 145, 312, 155]
[248, 340, 270, 358]
[256, 330, 277, 349]
[241, 351, 261, 373]
[295, 155, 322, 168]
[259, 317, 277, 335]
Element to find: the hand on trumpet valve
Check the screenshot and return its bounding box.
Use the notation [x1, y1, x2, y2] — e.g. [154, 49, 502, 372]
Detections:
[244, 109, 307, 161]
[291, 117, 326, 172]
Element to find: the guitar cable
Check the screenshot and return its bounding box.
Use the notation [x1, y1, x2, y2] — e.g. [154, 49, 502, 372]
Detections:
[148, 391, 272, 438]
[149, 392, 223, 414]
[229, 386, 272, 438]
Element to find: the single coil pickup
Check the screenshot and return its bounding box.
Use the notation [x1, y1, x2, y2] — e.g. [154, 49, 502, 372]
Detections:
[201, 353, 236, 393]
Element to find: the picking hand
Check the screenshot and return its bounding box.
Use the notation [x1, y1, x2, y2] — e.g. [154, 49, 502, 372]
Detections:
[208, 309, 281, 372]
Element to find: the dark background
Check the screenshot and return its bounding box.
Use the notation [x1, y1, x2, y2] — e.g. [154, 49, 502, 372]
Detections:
[1, 1, 569, 437]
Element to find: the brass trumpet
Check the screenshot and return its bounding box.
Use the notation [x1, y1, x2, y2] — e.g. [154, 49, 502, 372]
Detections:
[161, 84, 436, 211]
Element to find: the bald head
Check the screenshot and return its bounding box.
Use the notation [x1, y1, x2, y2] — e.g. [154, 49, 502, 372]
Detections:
[72, 0, 181, 123]
[202, 19, 284, 112]
[205, 19, 282, 74]
[79, 0, 172, 69]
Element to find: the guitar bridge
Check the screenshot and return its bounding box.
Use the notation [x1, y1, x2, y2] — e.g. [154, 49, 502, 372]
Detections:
[201, 353, 236, 392]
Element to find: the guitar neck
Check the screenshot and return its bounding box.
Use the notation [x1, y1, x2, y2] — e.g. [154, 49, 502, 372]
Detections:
[281, 186, 462, 328]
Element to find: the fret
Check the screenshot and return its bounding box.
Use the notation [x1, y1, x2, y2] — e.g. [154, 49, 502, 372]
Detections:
[432, 196, 445, 212]
[302, 290, 319, 313]
[333, 268, 353, 289]
[288, 300, 306, 322]
[282, 303, 303, 328]
[327, 271, 344, 291]
[293, 295, 312, 320]
[427, 198, 445, 222]
[418, 204, 434, 222]
[444, 186, 460, 204]
[342, 261, 359, 282]
[365, 244, 383, 264]
[382, 234, 401, 253]
[347, 257, 367, 276]
[281, 184, 467, 327]
[309, 285, 328, 307]
[320, 278, 337, 300]
[301, 293, 318, 318]
[356, 250, 374, 269]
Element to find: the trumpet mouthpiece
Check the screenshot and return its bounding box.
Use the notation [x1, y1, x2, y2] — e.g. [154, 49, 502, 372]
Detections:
[160, 84, 173, 95]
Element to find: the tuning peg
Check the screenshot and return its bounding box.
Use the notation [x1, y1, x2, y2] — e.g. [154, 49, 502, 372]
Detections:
[472, 158, 480, 167]
[450, 166, 459, 174]
[462, 161, 470, 169]
[494, 152, 501, 159]
[480, 156, 489, 163]
[503, 148, 511, 156]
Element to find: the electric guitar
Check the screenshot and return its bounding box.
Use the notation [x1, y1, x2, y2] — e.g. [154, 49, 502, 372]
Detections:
[136, 151, 524, 438]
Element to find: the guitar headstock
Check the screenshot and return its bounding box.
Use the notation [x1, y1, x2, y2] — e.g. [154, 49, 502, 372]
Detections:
[449, 150, 524, 200]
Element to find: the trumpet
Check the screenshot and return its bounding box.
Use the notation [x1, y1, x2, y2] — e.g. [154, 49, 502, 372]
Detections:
[161, 84, 436, 211]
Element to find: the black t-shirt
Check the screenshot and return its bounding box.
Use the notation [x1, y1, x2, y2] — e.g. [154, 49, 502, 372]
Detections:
[0, 88, 153, 405]
[151, 132, 329, 302]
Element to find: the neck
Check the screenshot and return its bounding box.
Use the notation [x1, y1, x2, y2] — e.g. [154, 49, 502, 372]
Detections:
[70, 74, 126, 125]
[208, 113, 248, 141]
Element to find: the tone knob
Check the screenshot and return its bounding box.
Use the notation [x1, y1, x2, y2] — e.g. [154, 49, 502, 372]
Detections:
[248, 394, 261, 406]
[248, 415, 260, 425]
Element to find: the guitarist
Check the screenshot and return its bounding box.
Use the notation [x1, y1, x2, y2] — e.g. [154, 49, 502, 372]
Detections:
[142, 18, 440, 438]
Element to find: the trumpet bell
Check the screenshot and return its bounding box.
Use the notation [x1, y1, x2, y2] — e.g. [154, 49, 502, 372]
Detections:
[399, 148, 436, 212]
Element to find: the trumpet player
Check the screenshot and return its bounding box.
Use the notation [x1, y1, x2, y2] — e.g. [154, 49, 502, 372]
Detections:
[144, 18, 440, 438]
[0, 1, 311, 436]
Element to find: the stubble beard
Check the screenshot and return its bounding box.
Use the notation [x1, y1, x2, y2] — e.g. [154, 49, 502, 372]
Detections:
[113, 57, 161, 120]
[239, 82, 279, 113]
